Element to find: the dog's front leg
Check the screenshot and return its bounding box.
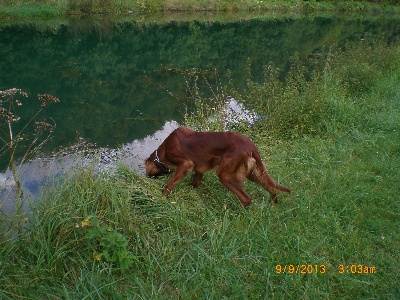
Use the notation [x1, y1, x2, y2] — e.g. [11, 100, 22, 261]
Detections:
[163, 161, 194, 196]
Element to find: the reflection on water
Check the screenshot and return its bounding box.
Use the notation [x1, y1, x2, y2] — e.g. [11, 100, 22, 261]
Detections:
[0, 120, 179, 214]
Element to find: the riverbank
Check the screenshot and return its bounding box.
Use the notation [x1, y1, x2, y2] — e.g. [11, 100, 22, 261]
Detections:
[1, 38, 399, 298]
[1, 0, 400, 20]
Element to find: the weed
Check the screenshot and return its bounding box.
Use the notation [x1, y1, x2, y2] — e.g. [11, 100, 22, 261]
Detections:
[181, 68, 229, 131]
[0, 88, 59, 235]
[78, 216, 135, 270]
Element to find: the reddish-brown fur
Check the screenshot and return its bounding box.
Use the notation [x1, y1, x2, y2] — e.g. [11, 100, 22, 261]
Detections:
[145, 127, 290, 207]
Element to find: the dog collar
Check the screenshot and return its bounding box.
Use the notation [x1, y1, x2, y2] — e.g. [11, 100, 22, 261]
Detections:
[154, 150, 170, 173]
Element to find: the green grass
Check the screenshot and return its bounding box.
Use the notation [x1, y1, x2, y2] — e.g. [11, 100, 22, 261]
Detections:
[1, 39, 399, 298]
[1, 0, 399, 19]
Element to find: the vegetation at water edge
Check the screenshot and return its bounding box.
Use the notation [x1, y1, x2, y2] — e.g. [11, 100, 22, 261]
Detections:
[1, 0, 400, 19]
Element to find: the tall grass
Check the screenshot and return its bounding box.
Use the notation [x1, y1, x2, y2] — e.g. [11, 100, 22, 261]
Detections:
[1, 39, 399, 298]
[244, 40, 400, 139]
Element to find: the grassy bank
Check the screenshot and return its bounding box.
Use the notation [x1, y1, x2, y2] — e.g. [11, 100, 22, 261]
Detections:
[1, 39, 399, 298]
[1, 0, 400, 19]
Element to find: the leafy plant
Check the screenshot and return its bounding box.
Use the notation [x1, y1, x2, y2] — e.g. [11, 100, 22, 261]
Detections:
[78, 216, 135, 270]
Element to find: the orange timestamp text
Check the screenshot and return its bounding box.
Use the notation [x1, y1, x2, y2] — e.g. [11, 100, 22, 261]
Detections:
[276, 264, 377, 275]
[275, 264, 327, 274]
[338, 264, 377, 274]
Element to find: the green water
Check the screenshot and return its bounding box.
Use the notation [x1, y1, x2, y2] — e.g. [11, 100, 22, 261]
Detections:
[0, 14, 399, 169]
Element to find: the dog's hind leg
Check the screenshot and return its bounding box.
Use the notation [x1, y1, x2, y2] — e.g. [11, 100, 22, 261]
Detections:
[247, 166, 291, 203]
[216, 156, 253, 207]
[247, 171, 278, 203]
[217, 171, 252, 207]
[220, 178, 252, 207]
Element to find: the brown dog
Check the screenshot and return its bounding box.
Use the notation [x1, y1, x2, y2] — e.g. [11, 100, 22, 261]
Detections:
[145, 127, 290, 207]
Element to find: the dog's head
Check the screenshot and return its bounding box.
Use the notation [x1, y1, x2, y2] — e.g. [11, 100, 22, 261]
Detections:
[145, 151, 170, 178]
